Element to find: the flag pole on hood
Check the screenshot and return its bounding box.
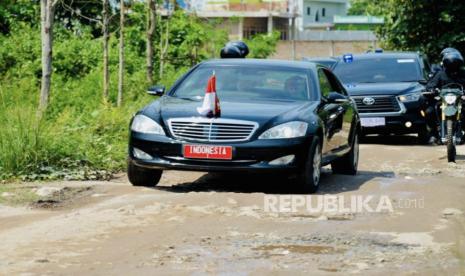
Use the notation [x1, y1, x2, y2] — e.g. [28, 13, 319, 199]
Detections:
[197, 71, 221, 118]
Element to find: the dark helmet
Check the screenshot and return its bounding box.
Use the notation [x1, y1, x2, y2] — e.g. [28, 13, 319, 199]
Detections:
[440, 47, 459, 59]
[442, 51, 464, 73]
[220, 41, 249, 58]
[228, 41, 249, 58]
[220, 45, 242, 58]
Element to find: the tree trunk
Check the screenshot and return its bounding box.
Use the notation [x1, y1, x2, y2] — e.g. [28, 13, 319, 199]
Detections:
[102, 0, 110, 102]
[39, 0, 55, 113]
[117, 0, 125, 107]
[146, 0, 156, 84]
[159, 14, 170, 79]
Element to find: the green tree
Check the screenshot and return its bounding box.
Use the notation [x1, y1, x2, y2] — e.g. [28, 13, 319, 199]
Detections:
[374, 0, 465, 62]
[348, 0, 388, 16]
[245, 31, 281, 59]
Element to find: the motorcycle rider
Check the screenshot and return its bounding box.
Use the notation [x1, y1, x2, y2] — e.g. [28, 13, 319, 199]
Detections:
[425, 49, 465, 143]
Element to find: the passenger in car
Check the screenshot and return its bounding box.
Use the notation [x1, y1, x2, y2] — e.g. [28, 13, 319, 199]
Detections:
[285, 76, 307, 100]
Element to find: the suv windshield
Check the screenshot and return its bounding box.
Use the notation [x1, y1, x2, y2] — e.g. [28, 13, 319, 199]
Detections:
[333, 57, 422, 83]
[172, 65, 315, 101]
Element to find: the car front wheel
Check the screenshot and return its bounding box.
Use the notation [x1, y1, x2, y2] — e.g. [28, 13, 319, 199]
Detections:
[127, 160, 163, 187]
[331, 132, 359, 175]
[297, 137, 322, 194]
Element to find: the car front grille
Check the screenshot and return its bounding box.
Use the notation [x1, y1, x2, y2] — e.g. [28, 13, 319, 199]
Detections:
[168, 118, 258, 142]
[353, 96, 402, 113]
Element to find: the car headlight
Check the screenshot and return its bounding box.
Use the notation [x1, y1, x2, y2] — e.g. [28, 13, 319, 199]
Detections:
[259, 121, 308, 139]
[131, 114, 165, 135]
[398, 93, 421, 102]
[444, 94, 457, 105]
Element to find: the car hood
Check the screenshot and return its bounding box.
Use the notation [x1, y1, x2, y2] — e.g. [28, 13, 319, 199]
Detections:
[154, 96, 317, 126]
[344, 82, 424, 96]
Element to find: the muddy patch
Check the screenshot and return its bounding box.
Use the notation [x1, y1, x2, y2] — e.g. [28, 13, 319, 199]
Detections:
[31, 186, 94, 209]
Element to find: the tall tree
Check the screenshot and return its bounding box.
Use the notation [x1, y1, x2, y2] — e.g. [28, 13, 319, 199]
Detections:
[146, 0, 157, 84]
[39, 0, 60, 113]
[376, 0, 465, 62]
[102, 0, 110, 102]
[117, 0, 125, 107]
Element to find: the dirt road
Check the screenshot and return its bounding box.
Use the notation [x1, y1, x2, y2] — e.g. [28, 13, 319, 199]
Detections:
[1, 137, 465, 275]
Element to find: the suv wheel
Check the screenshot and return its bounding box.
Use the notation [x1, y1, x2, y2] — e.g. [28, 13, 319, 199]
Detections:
[128, 160, 163, 187]
[331, 132, 359, 175]
[297, 137, 322, 194]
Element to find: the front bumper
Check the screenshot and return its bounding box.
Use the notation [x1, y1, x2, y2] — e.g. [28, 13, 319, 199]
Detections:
[129, 132, 313, 172]
[360, 101, 426, 135]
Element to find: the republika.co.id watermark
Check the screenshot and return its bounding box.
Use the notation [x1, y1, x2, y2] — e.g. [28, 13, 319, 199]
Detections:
[264, 195, 424, 214]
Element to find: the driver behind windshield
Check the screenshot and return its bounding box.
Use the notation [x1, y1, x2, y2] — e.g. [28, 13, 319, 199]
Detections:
[425, 49, 465, 144]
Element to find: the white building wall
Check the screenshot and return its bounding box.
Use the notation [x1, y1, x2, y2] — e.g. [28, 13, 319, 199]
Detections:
[296, 0, 348, 29]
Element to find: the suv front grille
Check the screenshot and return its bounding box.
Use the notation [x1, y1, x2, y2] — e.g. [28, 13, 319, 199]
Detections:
[353, 96, 401, 113]
[168, 118, 258, 142]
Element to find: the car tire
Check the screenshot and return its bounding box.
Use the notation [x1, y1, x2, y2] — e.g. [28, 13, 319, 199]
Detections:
[331, 132, 359, 175]
[127, 160, 163, 187]
[296, 137, 322, 194]
[417, 127, 430, 145]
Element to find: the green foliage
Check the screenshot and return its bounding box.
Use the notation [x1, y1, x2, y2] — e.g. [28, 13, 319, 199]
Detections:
[0, 0, 38, 34]
[348, 0, 388, 16]
[164, 11, 228, 68]
[245, 31, 281, 59]
[0, 18, 149, 181]
[356, 0, 465, 62]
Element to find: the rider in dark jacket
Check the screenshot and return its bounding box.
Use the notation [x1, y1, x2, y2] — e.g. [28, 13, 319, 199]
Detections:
[425, 49, 465, 143]
[426, 51, 465, 91]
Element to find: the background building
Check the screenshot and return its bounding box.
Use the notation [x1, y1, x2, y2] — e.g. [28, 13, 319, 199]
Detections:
[166, 0, 297, 40]
[297, 0, 348, 30]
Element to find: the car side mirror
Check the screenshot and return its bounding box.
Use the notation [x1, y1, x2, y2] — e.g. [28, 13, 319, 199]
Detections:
[419, 79, 428, 85]
[326, 92, 349, 103]
[147, 85, 165, 96]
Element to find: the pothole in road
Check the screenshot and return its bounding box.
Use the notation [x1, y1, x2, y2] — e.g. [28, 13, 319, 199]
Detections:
[31, 186, 94, 209]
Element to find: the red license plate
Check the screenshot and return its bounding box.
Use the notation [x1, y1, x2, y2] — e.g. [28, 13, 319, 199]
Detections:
[183, 144, 233, 160]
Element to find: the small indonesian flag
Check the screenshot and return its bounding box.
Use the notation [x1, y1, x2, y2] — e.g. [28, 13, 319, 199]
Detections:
[197, 72, 221, 117]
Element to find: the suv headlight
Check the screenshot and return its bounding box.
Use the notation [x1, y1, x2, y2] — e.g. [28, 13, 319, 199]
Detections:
[444, 94, 457, 104]
[398, 93, 421, 102]
[131, 114, 165, 135]
[259, 121, 308, 139]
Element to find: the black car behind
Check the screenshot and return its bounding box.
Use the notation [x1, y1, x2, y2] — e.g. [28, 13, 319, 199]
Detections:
[332, 52, 431, 142]
[128, 59, 361, 193]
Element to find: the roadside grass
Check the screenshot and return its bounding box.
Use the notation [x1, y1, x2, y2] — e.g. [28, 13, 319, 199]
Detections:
[0, 72, 153, 182]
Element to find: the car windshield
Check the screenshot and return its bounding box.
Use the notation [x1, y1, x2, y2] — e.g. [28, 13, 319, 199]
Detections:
[172, 65, 315, 101]
[333, 57, 422, 83]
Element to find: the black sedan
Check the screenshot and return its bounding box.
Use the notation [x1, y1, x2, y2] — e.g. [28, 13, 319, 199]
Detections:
[128, 59, 361, 193]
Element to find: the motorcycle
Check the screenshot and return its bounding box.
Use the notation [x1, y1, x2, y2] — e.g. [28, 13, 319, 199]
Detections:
[424, 83, 464, 162]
